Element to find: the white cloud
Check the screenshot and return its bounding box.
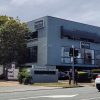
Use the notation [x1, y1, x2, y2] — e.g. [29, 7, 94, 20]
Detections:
[0, 5, 8, 12]
[11, 0, 30, 6]
[0, 0, 100, 26]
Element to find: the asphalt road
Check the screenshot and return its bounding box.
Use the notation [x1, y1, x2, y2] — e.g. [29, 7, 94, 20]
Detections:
[0, 86, 100, 100]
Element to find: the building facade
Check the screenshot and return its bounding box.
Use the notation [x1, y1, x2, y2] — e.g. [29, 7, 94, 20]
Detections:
[26, 16, 100, 70]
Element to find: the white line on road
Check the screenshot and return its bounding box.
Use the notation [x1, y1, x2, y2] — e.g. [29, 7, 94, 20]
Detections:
[81, 97, 100, 100]
[41, 94, 78, 98]
[9, 94, 78, 100]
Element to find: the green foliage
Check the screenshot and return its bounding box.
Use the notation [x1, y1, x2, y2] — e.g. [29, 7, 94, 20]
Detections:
[0, 16, 8, 26]
[20, 68, 28, 72]
[23, 74, 32, 84]
[17, 72, 32, 84]
[92, 69, 100, 73]
[17, 72, 25, 84]
[78, 71, 91, 82]
[91, 69, 100, 79]
[92, 73, 99, 79]
[0, 15, 31, 64]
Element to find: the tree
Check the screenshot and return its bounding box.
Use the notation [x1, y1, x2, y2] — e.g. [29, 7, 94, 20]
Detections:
[0, 16, 31, 65]
[0, 15, 8, 26]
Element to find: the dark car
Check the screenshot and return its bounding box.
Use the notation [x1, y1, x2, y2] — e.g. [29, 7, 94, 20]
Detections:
[64, 71, 69, 75]
[58, 72, 68, 80]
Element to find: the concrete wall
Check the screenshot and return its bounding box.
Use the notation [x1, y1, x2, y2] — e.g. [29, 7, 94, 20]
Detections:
[27, 17, 48, 66]
[29, 65, 58, 83]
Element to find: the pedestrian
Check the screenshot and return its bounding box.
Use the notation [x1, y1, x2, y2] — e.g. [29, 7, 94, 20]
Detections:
[68, 69, 72, 85]
[74, 69, 79, 85]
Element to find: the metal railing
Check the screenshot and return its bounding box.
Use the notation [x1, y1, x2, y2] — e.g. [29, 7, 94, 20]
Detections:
[61, 57, 100, 65]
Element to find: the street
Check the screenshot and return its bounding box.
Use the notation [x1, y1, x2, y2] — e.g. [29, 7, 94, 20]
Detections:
[0, 86, 100, 100]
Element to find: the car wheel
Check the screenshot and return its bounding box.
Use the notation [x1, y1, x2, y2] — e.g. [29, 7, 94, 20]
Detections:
[97, 88, 100, 91]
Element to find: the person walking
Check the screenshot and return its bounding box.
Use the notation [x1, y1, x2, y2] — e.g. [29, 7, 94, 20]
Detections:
[74, 69, 79, 85]
[68, 69, 72, 85]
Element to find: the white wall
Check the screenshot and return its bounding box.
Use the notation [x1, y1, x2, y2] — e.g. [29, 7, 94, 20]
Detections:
[0, 65, 3, 75]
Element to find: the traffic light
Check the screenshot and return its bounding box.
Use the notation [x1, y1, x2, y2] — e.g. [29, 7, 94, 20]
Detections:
[69, 48, 79, 57]
[74, 57, 77, 64]
[69, 48, 73, 56]
[74, 49, 79, 57]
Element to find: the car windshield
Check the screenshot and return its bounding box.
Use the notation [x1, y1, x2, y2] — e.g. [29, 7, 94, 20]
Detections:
[60, 72, 65, 75]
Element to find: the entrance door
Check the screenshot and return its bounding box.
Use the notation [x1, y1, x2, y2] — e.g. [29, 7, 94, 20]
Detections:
[84, 49, 94, 64]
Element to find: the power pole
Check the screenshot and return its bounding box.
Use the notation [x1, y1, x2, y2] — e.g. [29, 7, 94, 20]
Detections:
[72, 45, 74, 85]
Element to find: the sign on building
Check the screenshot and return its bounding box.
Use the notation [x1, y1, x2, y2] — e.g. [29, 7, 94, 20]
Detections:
[34, 20, 44, 29]
[29, 65, 58, 83]
[80, 41, 90, 49]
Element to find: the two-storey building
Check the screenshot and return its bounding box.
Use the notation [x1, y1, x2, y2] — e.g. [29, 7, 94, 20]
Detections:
[26, 16, 100, 71]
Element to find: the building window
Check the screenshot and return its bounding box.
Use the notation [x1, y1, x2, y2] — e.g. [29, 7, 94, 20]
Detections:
[84, 49, 94, 65]
[27, 46, 38, 63]
[95, 51, 100, 65]
[61, 47, 70, 57]
[27, 31, 38, 40]
[61, 46, 95, 65]
[61, 47, 71, 63]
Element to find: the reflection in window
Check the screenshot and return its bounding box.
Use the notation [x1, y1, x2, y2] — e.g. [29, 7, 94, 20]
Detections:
[61, 58, 71, 63]
[80, 49, 84, 58]
[27, 31, 38, 39]
[61, 47, 71, 63]
[95, 51, 100, 65]
[61, 46, 95, 65]
[61, 47, 69, 57]
[84, 49, 94, 64]
[27, 46, 38, 63]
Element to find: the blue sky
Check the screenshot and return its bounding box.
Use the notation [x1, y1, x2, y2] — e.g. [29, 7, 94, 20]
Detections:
[0, 0, 100, 27]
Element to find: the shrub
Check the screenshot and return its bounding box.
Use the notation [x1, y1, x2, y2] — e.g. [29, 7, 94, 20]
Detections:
[17, 72, 32, 84]
[92, 69, 100, 73]
[92, 73, 98, 79]
[17, 72, 25, 84]
[23, 74, 32, 84]
[78, 71, 91, 82]
[20, 68, 28, 72]
[23, 78, 27, 84]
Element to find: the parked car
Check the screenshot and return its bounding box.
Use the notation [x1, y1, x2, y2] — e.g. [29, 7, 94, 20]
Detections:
[82, 70, 92, 77]
[58, 72, 68, 80]
[64, 71, 69, 74]
[95, 74, 100, 91]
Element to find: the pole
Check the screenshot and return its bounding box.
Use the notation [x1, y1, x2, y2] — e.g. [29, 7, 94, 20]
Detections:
[72, 28, 75, 85]
[72, 45, 74, 85]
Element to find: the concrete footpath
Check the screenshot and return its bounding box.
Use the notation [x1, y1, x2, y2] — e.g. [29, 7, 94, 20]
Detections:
[0, 81, 62, 93]
[0, 80, 94, 93]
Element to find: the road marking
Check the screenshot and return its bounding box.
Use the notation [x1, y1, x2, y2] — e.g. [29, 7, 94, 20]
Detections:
[81, 97, 100, 100]
[10, 97, 40, 100]
[9, 94, 78, 100]
[82, 98, 95, 100]
[41, 94, 78, 98]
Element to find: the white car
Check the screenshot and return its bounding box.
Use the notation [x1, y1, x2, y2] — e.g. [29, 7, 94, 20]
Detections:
[95, 74, 100, 91]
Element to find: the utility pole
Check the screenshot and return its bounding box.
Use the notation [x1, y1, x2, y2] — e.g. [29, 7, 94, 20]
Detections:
[72, 45, 74, 85]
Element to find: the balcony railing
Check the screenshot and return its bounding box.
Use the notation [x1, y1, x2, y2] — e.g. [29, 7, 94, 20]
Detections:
[61, 57, 100, 65]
